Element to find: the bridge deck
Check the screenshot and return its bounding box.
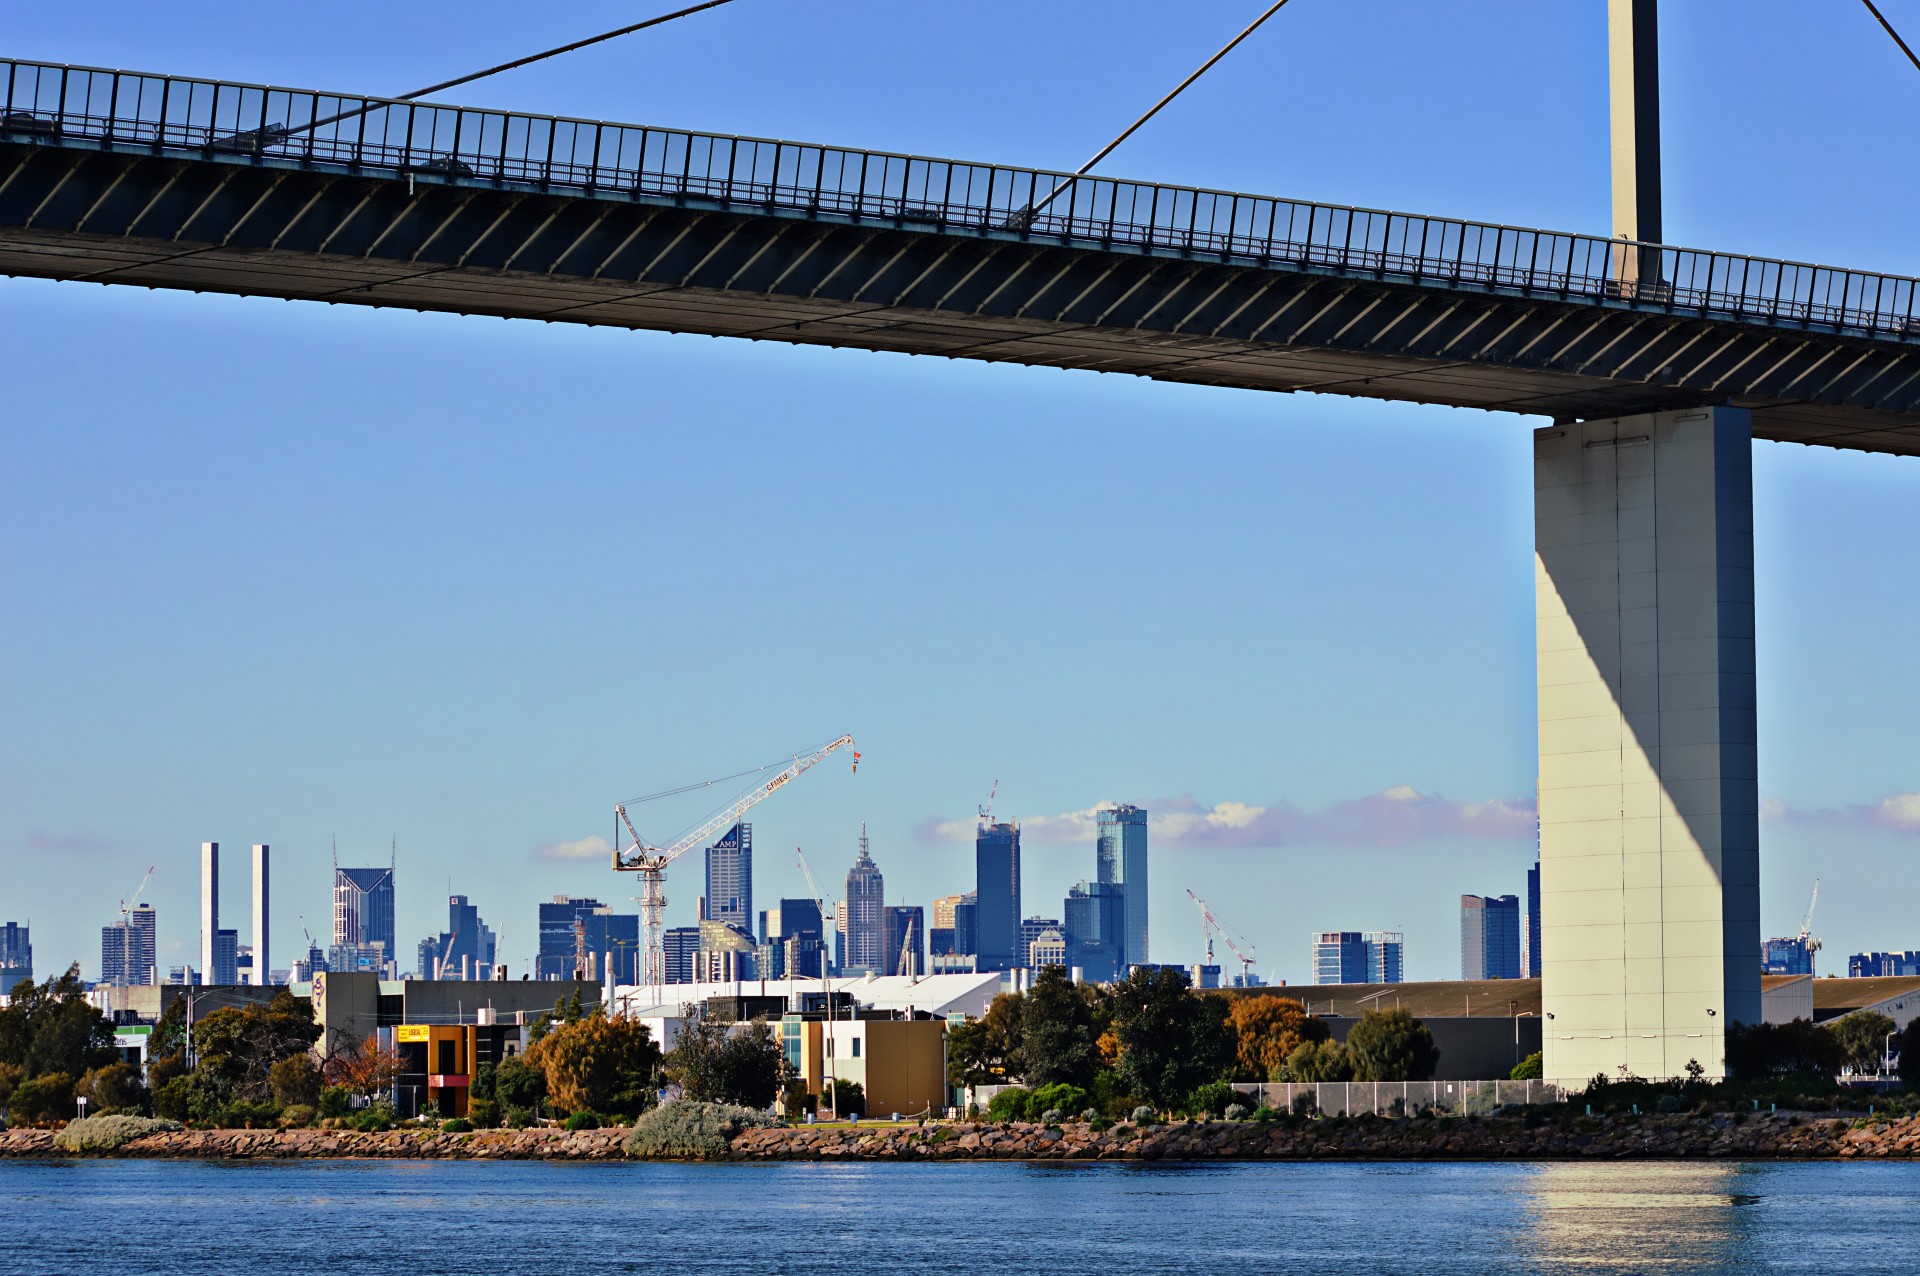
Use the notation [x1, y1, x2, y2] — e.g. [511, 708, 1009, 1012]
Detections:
[4, 58, 1919, 456]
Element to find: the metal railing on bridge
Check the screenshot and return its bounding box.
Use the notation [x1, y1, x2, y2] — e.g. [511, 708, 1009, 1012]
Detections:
[7, 57, 1919, 341]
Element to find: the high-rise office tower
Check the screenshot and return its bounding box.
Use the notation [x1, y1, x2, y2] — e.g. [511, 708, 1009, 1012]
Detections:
[662, 926, 701, 984]
[974, 821, 1022, 972]
[251, 844, 270, 987]
[765, 898, 826, 979]
[1525, 861, 1542, 978]
[536, 896, 637, 982]
[882, 905, 925, 977]
[0, 921, 33, 994]
[332, 858, 397, 976]
[1064, 880, 1125, 982]
[212, 928, 239, 985]
[100, 904, 158, 987]
[704, 822, 753, 934]
[423, 894, 498, 978]
[1312, 931, 1405, 985]
[200, 841, 219, 985]
[841, 828, 885, 975]
[1461, 894, 1523, 980]
[1096, 804, 1149, 969]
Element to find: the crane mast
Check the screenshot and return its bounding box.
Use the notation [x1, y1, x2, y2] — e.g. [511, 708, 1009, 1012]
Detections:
[614, 735, 856, 988]
[1186, 888, 1257, 986]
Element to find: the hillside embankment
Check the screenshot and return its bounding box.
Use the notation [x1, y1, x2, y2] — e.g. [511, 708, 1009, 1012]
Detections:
[4, 1112, 1920, 1161]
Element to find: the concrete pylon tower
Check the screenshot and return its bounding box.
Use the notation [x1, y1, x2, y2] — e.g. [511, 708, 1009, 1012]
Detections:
[252, 844, 270, 987]
[200, 841, 219, 982]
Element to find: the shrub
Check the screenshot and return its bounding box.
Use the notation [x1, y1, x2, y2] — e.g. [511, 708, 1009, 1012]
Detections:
[985, 1087, 1030, 1123]
[826, 1078, 864, 1119]
[1079, 1108, 1099, 1121]
[1280, 1040, 1353, 1083]
[8, 1072, 75, 1125]
[1129, 1105, 1155, 1124]
[218, 1100, 281, 1129]
[1186, 1080, 1243, 1118]
[1655, 1094, 1687, 1114]
[622, 1098, 778, 1159]
[564, 1111, 601, 1131]
[1040, 1108, 1064, 1124]
[52, 1115, 182, 1153]
[1291, 1091, 1318, 1118]
[279, 1105, 316, 1129]
[441, 1118, 473, 1133]
[503, 1106, 537, 1129]
[316, 1086, 354, 1119]
[1510, 1051, 1544, 1081]
[77, 1062, 144, 1115]
[467, 1098, 501, 1128]
[493, 1057, 547, 1109]
[352, 1109, 392, 1133]
[1223, 1103, 1250, 1122]
[1024, 1083, 1090, 1122]
[269, 1054, 322, 1108]
[1345, 1010, 1440, 1082]
[152, 1076, 190, 1123]
[1250, 1105, 1279, 1123]
[784, 1089, 817, 1123]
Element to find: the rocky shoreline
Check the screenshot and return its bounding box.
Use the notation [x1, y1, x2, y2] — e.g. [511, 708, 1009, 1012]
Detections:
[4, 1112, 1919, 1162]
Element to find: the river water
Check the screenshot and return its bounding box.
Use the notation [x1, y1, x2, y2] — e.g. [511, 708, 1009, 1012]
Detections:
[4, 1159, 1917, 1273]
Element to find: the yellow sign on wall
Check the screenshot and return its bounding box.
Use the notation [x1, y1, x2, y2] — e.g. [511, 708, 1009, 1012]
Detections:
[396, 1024, 431, 1043]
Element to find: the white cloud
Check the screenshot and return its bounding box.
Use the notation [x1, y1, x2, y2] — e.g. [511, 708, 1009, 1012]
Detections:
[1765, 791, 1920, 835]
[537, 834, 612, 862]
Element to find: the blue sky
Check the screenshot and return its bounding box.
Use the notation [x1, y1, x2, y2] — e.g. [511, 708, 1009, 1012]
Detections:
[3, 1, 1916, 984]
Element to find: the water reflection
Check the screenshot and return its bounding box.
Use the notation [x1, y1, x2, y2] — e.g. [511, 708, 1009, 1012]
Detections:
[1514, 1163, 1759, 1272]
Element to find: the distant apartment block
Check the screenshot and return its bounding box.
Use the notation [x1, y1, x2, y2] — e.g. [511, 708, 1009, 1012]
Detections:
[1763, 936, 1818, 976]
[662, 925, 701, 985]
[0, 921, 32, 994]
[1095, 803, 1149, 970]
[1019, 915, 1063, 970]
[100, 904, 158, 987]
[1461, 894, 1522, 980]
[1850, 951, 1920, 978]
[1313, 931, 1404, 985]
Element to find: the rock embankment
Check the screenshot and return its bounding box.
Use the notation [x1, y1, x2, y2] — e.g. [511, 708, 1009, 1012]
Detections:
[3, 1114, 1917, 1161]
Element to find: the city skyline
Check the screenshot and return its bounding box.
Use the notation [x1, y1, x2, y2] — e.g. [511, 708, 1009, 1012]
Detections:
[3, 2, 1917, 990]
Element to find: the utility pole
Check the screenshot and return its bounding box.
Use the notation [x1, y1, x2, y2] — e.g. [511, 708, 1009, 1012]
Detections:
[1609, 0, 1662, 291]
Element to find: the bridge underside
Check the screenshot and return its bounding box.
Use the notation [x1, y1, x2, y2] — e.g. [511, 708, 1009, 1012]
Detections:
[5, 141, 1919, 456]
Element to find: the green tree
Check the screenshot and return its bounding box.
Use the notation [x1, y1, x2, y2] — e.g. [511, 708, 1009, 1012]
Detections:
[1228, 995, 1329, 1082]
[1108, 967, 1236, 1110]
[527, 1014, 661, 1119]
[77, 1061, 144, 1114]
[269, 1054, 322, 1107]
[1279, 1039, 1352, 1082]
[1725, 1018, 1841, 1077]
[1509, 1051, 1544, 1081]
[1016, 966, 1099, 1088]
[1827, 1011, 1898, 1075]
[192, 991, 322, 1103]
[947, 993, 1023, 1089]
[664, 1019, 787, 1110]
[494, 1055, 547, 1109]
[0, 965, 114, 1079]
[1344, 1009, 1440, 1082]
[7, 1072, 75, 1125]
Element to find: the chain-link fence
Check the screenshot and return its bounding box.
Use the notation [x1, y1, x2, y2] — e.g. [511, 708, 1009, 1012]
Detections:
[1238, 1079, 1567, 1116]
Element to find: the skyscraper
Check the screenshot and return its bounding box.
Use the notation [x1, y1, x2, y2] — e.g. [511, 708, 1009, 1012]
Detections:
[251, 844, 270, 987]
[703, 822, 753, 932]
[1365, 932, 1405, 984]
[100, 904, 157, 987]
[1019, 915, 1063, 970]
[212, 928, 239, 985]
[883, 905, 924, 977]
[536, 896, 638, 982]
[1525, 860, 1542, 978]
[662, 926, 701, 984]
[974, 820, 1022, 972]
[841, 829, 885, 975]
[1096, 804, 1149, 969]
[423, 894, 498, 978]
[0, 924, 28, 997]
[1063, 880, 1125, 982]
[765, 898, 826, 979]
[200, 841, 219, 986]
[0, 921, 32, 994]
[332, 860, 396, 977]
[1461, 895, 1522, 980]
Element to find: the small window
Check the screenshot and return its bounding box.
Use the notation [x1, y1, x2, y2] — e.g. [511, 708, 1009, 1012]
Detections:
[851, 1039, 861, 1058]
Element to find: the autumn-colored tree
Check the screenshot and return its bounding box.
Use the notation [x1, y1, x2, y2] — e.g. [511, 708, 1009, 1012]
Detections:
[946, 992, 1025, 1089]
[525, 1014, 662, 1119]
[1227, 995, 1330, 1081]
[322, 1034, 406, 1103]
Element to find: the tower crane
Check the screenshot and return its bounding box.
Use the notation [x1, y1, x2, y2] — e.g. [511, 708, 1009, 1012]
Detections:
[118, 865, 155, 920]
[615, 735, 857, 987]
[1799, 879, 1823, 966]
[978, 779, 999, 824]
[1186, 889, 1257, 987]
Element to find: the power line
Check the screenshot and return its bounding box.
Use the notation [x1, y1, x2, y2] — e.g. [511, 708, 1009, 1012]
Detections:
[1023, 0, 1297, 222]
[1861, 0, 1920, 74]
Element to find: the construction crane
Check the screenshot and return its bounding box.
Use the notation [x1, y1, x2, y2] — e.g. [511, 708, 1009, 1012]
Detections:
[1799, 879, 1824, 965]
[1186, 889, 1257, 987]
[897, 910, 918, 981]
[615, 735, 857, 987]
[118, 865, 155, 920]
[795, 842, 853, 1117]
[978, 779, 999, 825]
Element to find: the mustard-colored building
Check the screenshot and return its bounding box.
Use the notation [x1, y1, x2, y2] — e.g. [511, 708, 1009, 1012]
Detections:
[783, 1017, 946, 1118]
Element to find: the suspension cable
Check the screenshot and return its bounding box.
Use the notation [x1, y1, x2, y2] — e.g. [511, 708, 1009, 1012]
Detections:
[1861, 0, 1920, 74]
[1022, 0, 1297, 222]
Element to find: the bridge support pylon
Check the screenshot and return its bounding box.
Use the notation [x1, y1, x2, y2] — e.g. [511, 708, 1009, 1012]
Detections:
[1535, 407, 1762, 1086]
